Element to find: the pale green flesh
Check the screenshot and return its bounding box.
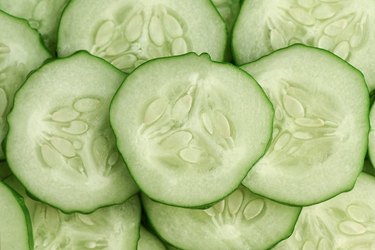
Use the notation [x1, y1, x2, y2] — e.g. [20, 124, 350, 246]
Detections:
[232, 0, 375, 90]
[110, 53, 273, 207]
[58, 0, 226, 73]
[5, 175, 141, 250]
[212, 0, 241, 33]
[274, 173, 375, 249]
[6, 52, 138, 213]
[142, 185, 300, 250]
[368, 105, 375, 169]
[0, 0, 69, 51]
[138, 226, 166, 250]
[0, 10, 51, 160]
[241, 45, 369, 206]
[0, 181, 31, 250]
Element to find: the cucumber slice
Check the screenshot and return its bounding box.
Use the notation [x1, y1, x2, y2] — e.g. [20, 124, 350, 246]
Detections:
[212, 0, 241, 34]
[57, 0, 226, 73]
[0, 10, 51, 160]
[110, 53, 273, 207]
[6, 51, 139, 213]
[0, 180, 32, 250]
[0, 161, 11, 180]
[4, 175, 141, 250]
[274, 173, 375, 249]
[232, 0, 375, 90]
[241, 45, 369, 206]
[368, 104, 375, 169]
[138, 226, 166, 250]
[142, 186, 301, 250]
[0, 0, 69, 52]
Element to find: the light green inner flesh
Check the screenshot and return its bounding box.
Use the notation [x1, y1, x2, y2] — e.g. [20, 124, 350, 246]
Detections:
[212, 0, 240, 31]
[91, 5, 191, 72]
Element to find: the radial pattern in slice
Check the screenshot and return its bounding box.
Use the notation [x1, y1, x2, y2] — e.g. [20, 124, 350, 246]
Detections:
[110, 53, 273, 207]
[6, 52, 139, 213]
[241, 45, 369, 206]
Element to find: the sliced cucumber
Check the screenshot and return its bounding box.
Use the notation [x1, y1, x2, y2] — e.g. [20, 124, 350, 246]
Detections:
[232, 0, 375, 90]
[57, 0, 226, 73]
[110, 53, 273, 207]
[274, 173, 375, 249]
[0, 180, 32, 250]
[0, 0, 69, 52]
[5, 175, 141, 250]
[6, 51, 138, 213]
[0, 161, 11, 180]
[0, 10, 51, 160]
[241, 45, 369, 206]
[368, 104, 375, 169]
[212, 0, 241, 35]
[138, 226, 166, 250]
[142, 185, 301, 250]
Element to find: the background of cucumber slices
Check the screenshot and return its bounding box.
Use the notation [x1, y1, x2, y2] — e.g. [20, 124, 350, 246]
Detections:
[1, 0, 375, 249]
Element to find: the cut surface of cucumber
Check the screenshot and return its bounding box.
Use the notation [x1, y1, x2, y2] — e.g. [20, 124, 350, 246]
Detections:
[142, 185, 301, 250]
[368, 105, 375, 169]
[57, 0, 226, 73]
[232, 0, 375, 90]
[4, 175, 141, 250]
[0, 0, 69, 51]
[0, 161, 11, 180]
[0, 180, 32, 250]
[110, 53, 273, 207]
[0, 10, 51, 160]
[241, 45, 369, 206]
[6, 52, 139, 213]
[274, 173, 375, 249]
[138, 226, 166, 250]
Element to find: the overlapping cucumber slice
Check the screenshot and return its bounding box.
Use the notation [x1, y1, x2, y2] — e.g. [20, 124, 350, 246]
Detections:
[58, 0, 226, 73]
[241, 45, 369, 206]
[138, 226, 166, 250]
[6, 52, 138, 213]
[110, 53, 273, 207]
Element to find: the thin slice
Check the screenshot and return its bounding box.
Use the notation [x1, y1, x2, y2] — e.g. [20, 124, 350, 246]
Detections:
[138, 226, 166, 250]
[110, 53, 273, 207]
[0, 10, 51, 160]
[6, 52, 138, 213]
[4, 175, 141, 250]
[274, 173, 375, 249]
[57, 0, 226, 72]
[241, 45, 369, 205]
[0, 180, 32, 250]
[142, 186, 301, 250]
[367, 105, 375, 169]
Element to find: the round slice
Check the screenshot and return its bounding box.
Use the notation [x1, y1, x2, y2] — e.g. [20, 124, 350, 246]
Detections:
[6, 51, 139, 213]
[142, 186, 301, 250]
[0, 10, 51, 160]
[232, 0, 375, 90]
[138, 226, 166, 250]
[110, 53, 273, 207]
[4, 175, 141, 250]
[274, 173, 375, 249]
[241, 44, 369, 206]
[57, 0, 226, 73]
[0, 181, 32, 250]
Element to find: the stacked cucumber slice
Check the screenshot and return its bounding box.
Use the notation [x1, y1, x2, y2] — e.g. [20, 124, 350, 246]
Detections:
[1, 0, 375, 249]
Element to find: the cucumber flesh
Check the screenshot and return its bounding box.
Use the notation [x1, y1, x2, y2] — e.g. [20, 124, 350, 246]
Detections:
[274, 173, 375, 249]
[0, 180, 32, 250]
[0, 161, 11, 180]
[138, 226, 166, 250]
[110, 53, 273, 207]
[241, 45, 369, 206]
[142, 185, 301, 250]
[58, 0, 226, 73]
[232, 0, 375, 90]
[0, 10, 51, 160]
[6, 52, 139, 213]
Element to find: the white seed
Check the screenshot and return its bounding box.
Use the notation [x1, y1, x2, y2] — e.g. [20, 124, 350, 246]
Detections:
[227, 189, 243, 215]
[274, 132, 291, 151]
[147, 46, 162, 58]
[73, 97, 101, 113]
[214, 200, 225, 214]
[179, 147, 203, 163]
[270, 29, 286, 50]
[214, 111, 231, 139]
[92, 135, 110, 165]
[333, 40, 350, 60]
[283, 95, 305, 118]
[302, 241, 315, 250]
[317, 35, 335, 50]
[293, 131, 314, 140]
[107, 151, 119, 166]
[163, 13, 183, 38]
[161, 131, 193, 149]
[324, 18, 348, 36]
[50, 136, 76, 157]
[76, 214, 95, 226]
[203, 207, 216, 217]
[111, 54, 137, 70]
[312, 4, 336, 20]
[243, 199, 265, 220]
[339, 220, 366, 235]
[62, 121, 89, 135]
[288, 7, 315, 26]
[295, 117, 324, 127]
[51, 107, 80, 122]
[201, 112, 213, 134]
[275, 107, 284, 121]
[149, 15, 165, 46]
[350, 22, 365, 48]
[172, 94, 193, 120]
[40, 144, 63, 168]
[32, 0, 48, 20]
[73, 140, 83, 150]
[144, 98, 168, 125]
[318, 238, 333, 250]
[105, 39, 130, 56]
[297, 0, 316, 8]
[347, 204, 370, 223]
[95, 20, 116, 47]
[125, 13, 144, 42]
[171, 37, 188, 55]
[0, 88, 7, 116]
[68, 156, 86, 175]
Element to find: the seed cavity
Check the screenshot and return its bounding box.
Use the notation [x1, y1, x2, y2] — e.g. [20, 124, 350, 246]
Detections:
[172, 94, 193, 120]
[347, 204, 371, 223]
[288, 8, 315, 26]
[171, 37, 188, 55]
[144, 98, 168, 125]
[297, 0, 316, 8]
[214, 111, 231, 139]
[283, 95, 305, 118]
[163, 14, 183, 38]
[105, 39, 130, 56]
[294, 131, 314, 140]
[302, 240, 315, 250]
[243, 199, 265, 220]
[333, 41, 350, 60]
[62, 120, 89, 135]
[161, 131, 193, 149]
[149, 15, 165, 46]
[227, 189, 244, 215]
[40, 144, 64, 168]
[76, 214, 95, 226]
[317, 238, 333, 250]
[179, 147, 204, 163]
[50, 136, 76, 158]
[324, 18, 348, 36]
[275, 106, 284, 121]
[92, 135, 110, 165]
[270, 29, 286, 50]
[203, 207, 216, 217]
[0, 88, 7, 116]
[339, 220, 366, 235]
[51, 107, 80, 122]
[312, 4, 336, 20]
[107, 151, 119, 167]
[318, 35, 335, 50]
[95, 20, 116, 47]
[125, 13, 144, 42]
[111, 54, 137, 70]
[68, 156, 86, 175]
[73, 97, 101, 113]
[295, 117, 324, 127]
[201, 112, 214, 134]
[274, 132, 291, 151]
